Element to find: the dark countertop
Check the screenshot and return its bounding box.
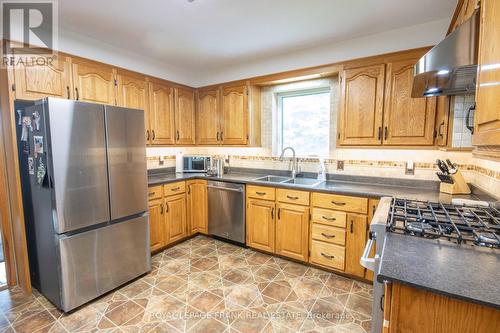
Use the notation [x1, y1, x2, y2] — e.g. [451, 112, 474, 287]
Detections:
[378, 233, 500, 309]
[147, 170, 496, 203]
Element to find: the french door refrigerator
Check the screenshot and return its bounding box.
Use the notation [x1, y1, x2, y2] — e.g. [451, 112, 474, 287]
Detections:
[17, 98, 150, 312]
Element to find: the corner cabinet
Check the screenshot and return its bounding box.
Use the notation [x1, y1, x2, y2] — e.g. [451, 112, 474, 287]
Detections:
[473, 0, 500, 151]
[174, 87, 196, 145]
[338, 64, 385, 145]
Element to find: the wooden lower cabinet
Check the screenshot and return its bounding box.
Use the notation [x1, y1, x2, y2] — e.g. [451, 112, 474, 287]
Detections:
[275, 203, 309, 262]
[148, 198, 165, 252]
[187, 180, 208, 235]
[345, 213, 368, 278]
[246, 198, 275, 253]
[165, 194, 187, 244]
[384, 283, 500, 333]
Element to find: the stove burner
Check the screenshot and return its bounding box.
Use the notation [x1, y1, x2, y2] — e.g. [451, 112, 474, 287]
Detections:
[387, 198, 500, 248]
[406, 222, 435, 234]
[475, 232, 500, 247]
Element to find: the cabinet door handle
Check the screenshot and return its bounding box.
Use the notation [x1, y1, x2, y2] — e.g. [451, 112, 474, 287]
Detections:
[331, 201, 346, 206]
[176, 130, 180, 141]
[187, 185, 191, 194]
[322, 216, 337, 221]
[256, 191, 266, 196]
[146, 130, 150, 141]
[271, 207, 274, 220]
[152, 130, 155, 140]
[277, 208, 281, 220]
[286, 195, 299, 200]
[220, 131, 223, 141]
[350, 220, 354, 233]
[321, 252, 335, 260]
[384, 126, 388, 140]
[377, 126, 382, 141]
[321, 232, 336, 239]
[75, 87, 79, 100]
[165, 203, 169, 213]
[66, 86, 70, 99]
[438, 121, 445, 138]
[216, 132, 220, 141]
[160, 204, 163, 215]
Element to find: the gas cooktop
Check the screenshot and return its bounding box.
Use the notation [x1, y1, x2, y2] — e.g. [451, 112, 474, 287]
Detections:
[387, 198, 500, 248]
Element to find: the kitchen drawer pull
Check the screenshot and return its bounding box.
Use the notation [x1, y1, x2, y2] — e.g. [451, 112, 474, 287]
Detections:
[331, 201, 346, 206]
[148, 192, 155, 197]
[255, 191, 266, 196]
[322, 216, 337, 221]
[321, 232, 336, 239]
[286, 195, 299, 200]
[171, 187, 180, 191]
[320, 252, 335, 260]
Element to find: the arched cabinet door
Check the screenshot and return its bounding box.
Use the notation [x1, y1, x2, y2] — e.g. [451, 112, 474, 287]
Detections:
[72, 59, 116, 105]
[221, 84, 248, 145]
[338, 64, 385, 146]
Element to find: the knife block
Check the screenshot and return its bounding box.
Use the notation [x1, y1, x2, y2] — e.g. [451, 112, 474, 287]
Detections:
[439, 170, 471, 195]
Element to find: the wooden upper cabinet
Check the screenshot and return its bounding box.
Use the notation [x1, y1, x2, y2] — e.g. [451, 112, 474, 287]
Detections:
[149, 81, 175, 145]
[174, 87, 196, 145]
[221, 84, 248, 145]
[196, 88, 221, 145]
[71, 59, 116, 105]
[473, 0, 500, 148]
[345, 213, 367, 278]
[13, 53, 72, 100]
[275, 203, 309, 262]
[383, 60, 437, 145]
[339, 64, 385, 145]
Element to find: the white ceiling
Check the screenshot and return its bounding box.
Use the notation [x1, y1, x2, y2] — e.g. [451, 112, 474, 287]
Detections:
[59, 0, 456, 85]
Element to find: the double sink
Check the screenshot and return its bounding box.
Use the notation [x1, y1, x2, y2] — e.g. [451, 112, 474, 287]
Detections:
[252, 175, 323, 187]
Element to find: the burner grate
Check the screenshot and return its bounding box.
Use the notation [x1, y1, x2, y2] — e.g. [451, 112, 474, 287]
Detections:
[387, 198, 500, 248]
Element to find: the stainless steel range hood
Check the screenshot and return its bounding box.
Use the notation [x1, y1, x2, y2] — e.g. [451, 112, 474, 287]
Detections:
[412, 10, 480, 97]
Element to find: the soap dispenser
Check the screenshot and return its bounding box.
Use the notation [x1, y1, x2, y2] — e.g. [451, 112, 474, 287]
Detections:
[317, 158, 326, 181]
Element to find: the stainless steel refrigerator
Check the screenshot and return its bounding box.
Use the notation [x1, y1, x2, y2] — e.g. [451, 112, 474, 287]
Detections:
[17, 98, 150, 312]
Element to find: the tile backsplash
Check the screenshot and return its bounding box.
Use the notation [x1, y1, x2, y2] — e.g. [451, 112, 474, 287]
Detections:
[450, 94, 475, 148]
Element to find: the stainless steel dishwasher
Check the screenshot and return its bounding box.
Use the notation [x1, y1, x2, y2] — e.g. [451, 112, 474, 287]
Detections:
[207, 181, 245, 244]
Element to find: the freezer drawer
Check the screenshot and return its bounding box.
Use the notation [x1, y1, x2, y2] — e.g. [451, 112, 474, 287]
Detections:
[58, 214, 150, 312]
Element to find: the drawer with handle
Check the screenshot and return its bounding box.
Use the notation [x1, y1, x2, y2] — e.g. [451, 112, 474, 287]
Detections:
[247, 185, 275, 201]
[163, 181, 186, 196]
[276, 188, 310, 206]
[312, 193, 368, 214]
[310, 240, 345, 271]
[311, 208, 347, 228]
[311, 224, 346, 246]
[148, 185, 163, 200]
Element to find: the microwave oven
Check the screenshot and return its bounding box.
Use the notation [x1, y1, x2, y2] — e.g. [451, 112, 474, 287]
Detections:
[181, 156, 211, 173]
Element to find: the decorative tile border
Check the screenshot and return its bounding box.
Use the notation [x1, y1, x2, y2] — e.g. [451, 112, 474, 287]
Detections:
[145, 154, 500, 181]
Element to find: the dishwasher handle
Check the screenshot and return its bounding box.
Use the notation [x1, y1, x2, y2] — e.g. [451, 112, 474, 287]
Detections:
[207, 185, 243, 193]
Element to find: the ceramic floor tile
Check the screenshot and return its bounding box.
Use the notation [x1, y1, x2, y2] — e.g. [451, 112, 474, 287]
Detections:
[0, 235, 372, 332]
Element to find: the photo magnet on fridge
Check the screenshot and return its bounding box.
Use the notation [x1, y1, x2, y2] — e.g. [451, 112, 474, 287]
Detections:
[28, 157, 35, 175]
[34, 135, 44, 155]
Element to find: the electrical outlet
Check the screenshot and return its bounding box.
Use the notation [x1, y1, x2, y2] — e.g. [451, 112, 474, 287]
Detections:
[405, 161, 414, 175]
[337, 160, 344, 170]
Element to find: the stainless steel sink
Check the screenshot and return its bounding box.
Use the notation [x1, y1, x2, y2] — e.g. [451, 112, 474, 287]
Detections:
[253, 175, 291, 183]
[283, 178, 322, 186]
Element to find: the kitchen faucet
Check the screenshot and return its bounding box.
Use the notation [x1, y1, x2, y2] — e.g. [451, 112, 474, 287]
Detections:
[279, 146, 300, 178]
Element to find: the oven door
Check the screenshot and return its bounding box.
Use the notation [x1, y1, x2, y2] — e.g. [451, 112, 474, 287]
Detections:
[360, 196, 392, 333]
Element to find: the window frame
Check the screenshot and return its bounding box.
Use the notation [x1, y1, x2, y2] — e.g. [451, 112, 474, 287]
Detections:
[275, 87, 331, 156]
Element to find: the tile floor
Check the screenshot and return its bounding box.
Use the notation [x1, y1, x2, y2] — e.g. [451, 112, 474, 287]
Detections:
[0, 236, 373, 333]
